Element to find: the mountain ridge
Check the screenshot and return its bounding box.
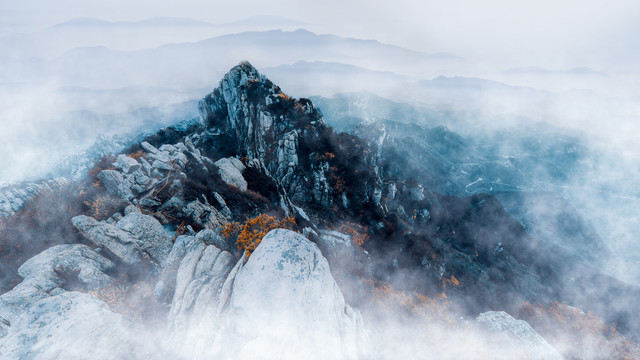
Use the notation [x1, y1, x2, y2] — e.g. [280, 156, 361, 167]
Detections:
[0, 61, 638, 359]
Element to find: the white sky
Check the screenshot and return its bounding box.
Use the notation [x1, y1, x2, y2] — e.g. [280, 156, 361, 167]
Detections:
[2, 0, 639, 73]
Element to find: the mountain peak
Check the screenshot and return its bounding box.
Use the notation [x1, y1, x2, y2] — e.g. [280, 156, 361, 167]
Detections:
[199, 61, 325, 166]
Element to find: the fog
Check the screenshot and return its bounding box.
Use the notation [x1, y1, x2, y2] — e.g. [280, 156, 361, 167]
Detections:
[2, 1, 640, 358]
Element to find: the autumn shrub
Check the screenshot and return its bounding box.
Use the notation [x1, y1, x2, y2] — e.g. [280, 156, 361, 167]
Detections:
[336, 222, 369, 247]
[367, 279, 455, 326]
[83, 194, 125, 220]
[127, 150, 146, 160]
[517, 301, 640, 359]
[222, 214, 296, 257]
[88, 276, 160, 322]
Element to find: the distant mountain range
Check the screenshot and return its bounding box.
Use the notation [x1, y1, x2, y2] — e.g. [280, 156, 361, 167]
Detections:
[50, 15, 311, 29]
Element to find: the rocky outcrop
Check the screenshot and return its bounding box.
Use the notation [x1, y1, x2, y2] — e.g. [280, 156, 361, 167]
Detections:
[0, 244, 115, 340]
[167, 238, 235, 338]
[215, 157, 247, 191]
[72, 211, 172, 265]
[198, 61, 346, 210]
[0, 291, 153, 360]
[0, 178, 66, 217]
[168, 229, 368, 359]
[476, 311, 563, 360]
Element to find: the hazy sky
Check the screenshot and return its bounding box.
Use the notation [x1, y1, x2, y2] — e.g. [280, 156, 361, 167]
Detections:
[2, 0, 639, 72]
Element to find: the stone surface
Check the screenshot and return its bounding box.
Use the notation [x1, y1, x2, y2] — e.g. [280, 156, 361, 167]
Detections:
[116, 212, 172, 264]
[0, 178, 66, 217]
[167, 239, 236, 351]
[215, 158, 248, 192]
[476, 311, 563, 360]
[0, 292, 153, 360]
[115, 154, 141, 174]
[97, 170, 134, 200]
[18, 244, 115, 290]
[154, 235, 197, 303]
[0, 245, 115, 341]
[170, 229, 367, 359]
[71, 215, 143, 265]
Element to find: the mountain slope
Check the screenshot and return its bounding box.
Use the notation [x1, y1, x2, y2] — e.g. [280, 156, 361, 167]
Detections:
[0, 62, 638, 359]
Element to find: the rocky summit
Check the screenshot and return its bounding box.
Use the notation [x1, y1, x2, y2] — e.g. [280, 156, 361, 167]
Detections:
[0, 61, 638, 359]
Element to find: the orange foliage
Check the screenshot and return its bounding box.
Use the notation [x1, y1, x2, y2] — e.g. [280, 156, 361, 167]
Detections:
[368, 279, 454, 325]
[337, 222, 369, 247]
[277, 93, 291, 101]
[83, 194, 123, 220]
[88, 277, 156, 320]
[328, 166, 348, 193]
[442, 274, 461, 289]
[315, 152, 336, 162]
[517, 301, 640, 359]
[127, 150, 146, 160]
[222, 214, 296, 258]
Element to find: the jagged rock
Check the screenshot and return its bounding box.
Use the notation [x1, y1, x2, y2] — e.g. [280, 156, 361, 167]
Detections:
[154, 235, 197, 303]
[18, 244, 115, 290]
[159, 144, 177, 153]
[160, 196, 228, 231]
[115, 154, 141, 174]
[140, 157, 153, 177]
[215, 157, 247, 191]
[152, 159, 173, 171]
[72, 215, 143, 265]
[140, 141, 159, 154]
[97, 170, 134, 200]
[0, 245, 115, 339]
[196, 229, 235, 254]
[133, 170, 150, 186]
[173, 229, 368, 359]
[0, 178, 66, 217]
[115, 212, 173, 264]
[138, 197, 161, 208]
[476, 311, 563, 360]
[0, 291, 154, 360]
[151, 169, 164, 178]
[167, 239, 235, 342]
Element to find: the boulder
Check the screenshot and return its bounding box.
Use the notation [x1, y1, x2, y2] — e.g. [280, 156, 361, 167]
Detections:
[18, 244, 115, 290]
[476, 311, 563, 360]
[115, 154, 141, 174]
[215, 158, 248, 191]
[167, 239, 235, 341]
[72, 214, 173, 265]
[97, 170, 134, 200]
[0, 292, 154, 360]
[0, 245, 115, 339]
[171, 229, 368, 359]
[71, 215, 143, 265]
[140, 141, 159, 154]
[154, 235, 197, 303]
[116, 212, 172, 264]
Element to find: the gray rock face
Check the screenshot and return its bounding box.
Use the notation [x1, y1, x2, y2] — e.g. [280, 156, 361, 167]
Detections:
[198, 62, 337, 211]
[167, 239, 236, 351]
[0, 178, 66, 217]
[476, 311, 563, 360]
[18, 244, 115, 290]
[115, 212, 172, 264]
[215, 157, 248, 192]
[97, 170, 134, 200]
[154, 235, 196, 303]
[72, 215, 143, 265]
[72, 213, 172, 265]
[115, 154, 141, 174]
[0, 244, 115, 340]
[169, 229, 367, 359]
[0, 291, 153, 360]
